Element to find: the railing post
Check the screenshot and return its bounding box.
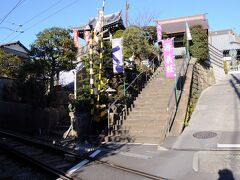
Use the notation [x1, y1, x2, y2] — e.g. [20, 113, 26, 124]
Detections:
[174, 77, 178, 107]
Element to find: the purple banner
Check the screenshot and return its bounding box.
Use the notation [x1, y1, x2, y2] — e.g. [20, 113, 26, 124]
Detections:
[156, 22, 162, 42]
[162, 39, 175, 78]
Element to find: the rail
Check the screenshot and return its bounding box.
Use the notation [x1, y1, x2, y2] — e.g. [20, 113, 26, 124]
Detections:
[164, 53, 191, 137]
[107, 57, 160, 136]
[0, 129, 166, 180]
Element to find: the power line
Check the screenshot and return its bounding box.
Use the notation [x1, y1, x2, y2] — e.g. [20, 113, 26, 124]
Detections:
[0, 0, 25, 25]
[24, 0, 80, 32]
[1, 0, 64, 43]
[22, 0, 64, 25]
[8, 0, 80, 42]
[1, 32, 15, 43]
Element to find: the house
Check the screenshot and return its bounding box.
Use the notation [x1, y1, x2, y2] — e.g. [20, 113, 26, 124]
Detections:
[0, 41, 30, 61]
[209, 29, 240, 60]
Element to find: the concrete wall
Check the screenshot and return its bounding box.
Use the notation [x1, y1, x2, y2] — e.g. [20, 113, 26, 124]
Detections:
[0, 101, 68, 135]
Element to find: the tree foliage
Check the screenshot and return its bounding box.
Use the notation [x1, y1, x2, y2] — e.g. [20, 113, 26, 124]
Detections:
[113, 30, 124, 38]
[143, 26, 157, 44]
[188, 25, 209, 61]
[30, 27, 77, 93]
[122, 26, 153, 61]
[0, 49, 21, 78]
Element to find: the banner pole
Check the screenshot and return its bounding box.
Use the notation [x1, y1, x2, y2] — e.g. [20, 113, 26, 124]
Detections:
[96, 32, 104, 111]
[89, 28, 95, 126]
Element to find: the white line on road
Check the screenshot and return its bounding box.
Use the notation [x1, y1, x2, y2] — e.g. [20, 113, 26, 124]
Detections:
[217, 144, 240, 148]
[67, 150, 101, 175]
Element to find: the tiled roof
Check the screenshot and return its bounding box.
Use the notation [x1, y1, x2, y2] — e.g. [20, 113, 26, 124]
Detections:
[73, 11, 124, 31]
[156, 14, 208, 34]
[0, 41, 30, 53]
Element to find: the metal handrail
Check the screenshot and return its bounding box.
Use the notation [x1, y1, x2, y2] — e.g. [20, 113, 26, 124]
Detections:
[165, 53, 191, 137]
[107, 56, 159, 136]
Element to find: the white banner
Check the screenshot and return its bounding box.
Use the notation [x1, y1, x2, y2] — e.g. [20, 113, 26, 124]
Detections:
[112, 38, 124, 73]
[185, 21, 192, 41]
[94, 9, 104, 34]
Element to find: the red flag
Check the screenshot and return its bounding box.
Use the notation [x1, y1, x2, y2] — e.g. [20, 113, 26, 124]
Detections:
[73, 29, 79, 48]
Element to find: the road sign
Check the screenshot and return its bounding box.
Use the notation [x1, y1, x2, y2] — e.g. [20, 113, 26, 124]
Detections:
[229, 49, 237, 59]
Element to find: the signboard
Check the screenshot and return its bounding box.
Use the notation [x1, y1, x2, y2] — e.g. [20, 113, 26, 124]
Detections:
[162, 39, 175, 78]
[229, 49, 237, 59]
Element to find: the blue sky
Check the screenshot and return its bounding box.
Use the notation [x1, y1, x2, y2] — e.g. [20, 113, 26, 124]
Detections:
[0, 0, 239, 48]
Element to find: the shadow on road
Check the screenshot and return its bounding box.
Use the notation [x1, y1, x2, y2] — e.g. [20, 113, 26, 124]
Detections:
[218, 169, 235, 180]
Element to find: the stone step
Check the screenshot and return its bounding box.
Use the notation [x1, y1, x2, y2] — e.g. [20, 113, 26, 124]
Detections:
[133, 103, 168, 109]
[127, 110, 168, 117]
[141, 87, 173, 93]
[145, 82, 174, 88]
[139, 91, 172, 97]
[117, 126, 165, 138]
[123, 115, 168, 123]
[107, 134, 164, 144]
[131, 135, 164, 144]
[124, 118, 167, 126]
[136, 95, 170, 100]
[134, 100, 169, 105]
[130, 107, 168, 113]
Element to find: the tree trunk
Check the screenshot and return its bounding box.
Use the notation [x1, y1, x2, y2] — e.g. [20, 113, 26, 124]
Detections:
[49, 59, 56, 94]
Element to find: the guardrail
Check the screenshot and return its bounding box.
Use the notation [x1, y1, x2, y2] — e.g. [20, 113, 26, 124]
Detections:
[107, 57, 159, 136]
[164, 53, 191, 137]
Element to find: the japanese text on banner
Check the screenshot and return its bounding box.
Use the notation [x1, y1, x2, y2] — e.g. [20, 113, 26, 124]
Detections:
[162, 39, 175, 78]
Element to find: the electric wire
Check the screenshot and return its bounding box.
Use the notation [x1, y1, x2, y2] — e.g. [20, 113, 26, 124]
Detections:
[8, 0, 80, 42]
[1, 0, 64, 43]
[22, 0, 64, 26]
[0, 0, 25, 25]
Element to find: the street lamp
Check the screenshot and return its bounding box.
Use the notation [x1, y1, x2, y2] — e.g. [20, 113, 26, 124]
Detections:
[0, 26, 24, 33]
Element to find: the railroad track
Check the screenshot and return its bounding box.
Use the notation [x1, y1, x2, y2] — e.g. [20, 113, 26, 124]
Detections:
[0, 130, 166, 180]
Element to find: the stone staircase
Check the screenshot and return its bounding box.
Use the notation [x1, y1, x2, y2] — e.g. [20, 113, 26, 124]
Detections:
[114, 59, 184, 144]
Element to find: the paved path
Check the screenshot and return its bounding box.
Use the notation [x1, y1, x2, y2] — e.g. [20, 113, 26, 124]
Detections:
[73, 74, 240, 180]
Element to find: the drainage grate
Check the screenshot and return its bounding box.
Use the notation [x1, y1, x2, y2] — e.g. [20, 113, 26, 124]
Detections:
[193, 131, 217, 139]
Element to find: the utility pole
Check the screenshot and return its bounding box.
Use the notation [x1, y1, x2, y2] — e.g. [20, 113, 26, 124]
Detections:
[125, 0, 129, 27]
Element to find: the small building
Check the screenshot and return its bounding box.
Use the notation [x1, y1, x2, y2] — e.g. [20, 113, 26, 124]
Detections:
[209, 29, 240, 59]
[156, 14, 209, 57]
[0, 41, 30, 61]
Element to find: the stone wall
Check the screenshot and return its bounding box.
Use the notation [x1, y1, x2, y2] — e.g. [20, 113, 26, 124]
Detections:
[185, 61, 216, 125]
